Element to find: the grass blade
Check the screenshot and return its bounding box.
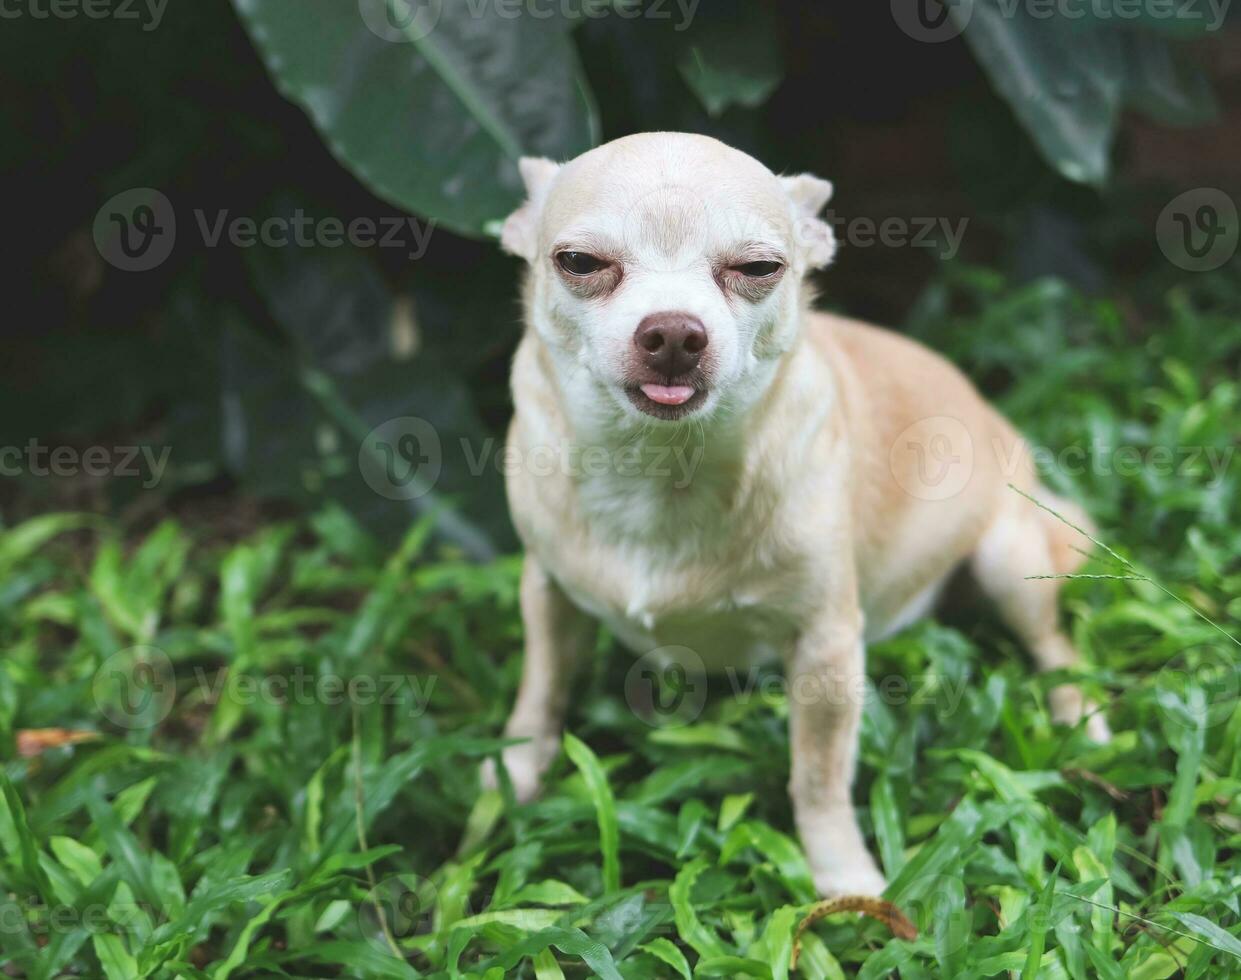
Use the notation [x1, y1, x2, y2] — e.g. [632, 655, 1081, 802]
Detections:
[563, 733, 620, 895]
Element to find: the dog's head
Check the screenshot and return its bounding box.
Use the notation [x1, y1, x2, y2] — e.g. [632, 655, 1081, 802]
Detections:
[501, 133, 835, 424]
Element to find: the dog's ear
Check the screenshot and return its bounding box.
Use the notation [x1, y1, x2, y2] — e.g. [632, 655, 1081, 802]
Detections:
[781, 173, 836, 269]
[500, 157, 562, 261]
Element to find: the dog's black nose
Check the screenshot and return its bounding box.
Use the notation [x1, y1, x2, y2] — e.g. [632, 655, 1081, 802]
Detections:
[634, 312, 708, 377]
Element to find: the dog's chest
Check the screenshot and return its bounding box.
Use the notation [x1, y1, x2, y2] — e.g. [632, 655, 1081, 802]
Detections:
[536, 483, 805, 670]
[565, 571, 798, 672]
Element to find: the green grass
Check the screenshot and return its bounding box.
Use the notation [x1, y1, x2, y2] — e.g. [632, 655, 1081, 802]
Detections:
[1, 268, 1240, 978]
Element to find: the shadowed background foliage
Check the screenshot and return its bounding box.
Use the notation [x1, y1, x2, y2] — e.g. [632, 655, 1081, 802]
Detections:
[3, 0, 1238, 549]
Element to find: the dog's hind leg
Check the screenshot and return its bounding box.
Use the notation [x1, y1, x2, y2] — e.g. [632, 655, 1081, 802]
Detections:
[970, 489, 1111, 742]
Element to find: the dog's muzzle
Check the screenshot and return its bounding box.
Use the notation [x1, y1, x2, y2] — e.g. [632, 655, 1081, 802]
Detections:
[626, 311, 711, 419]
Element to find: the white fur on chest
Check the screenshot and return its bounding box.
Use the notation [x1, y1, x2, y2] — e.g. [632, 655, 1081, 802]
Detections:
[535, 483, 802, 672]
[556, 560, 797, 673]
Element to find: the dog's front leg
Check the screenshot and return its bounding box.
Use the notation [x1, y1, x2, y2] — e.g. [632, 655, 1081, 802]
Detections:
[787, 608, 887, 897]
[482, 555, 592, 802]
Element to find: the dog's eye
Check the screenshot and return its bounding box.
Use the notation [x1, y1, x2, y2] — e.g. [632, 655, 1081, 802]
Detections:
[556, 251, 607, 275]
[733, 260, 783, 278]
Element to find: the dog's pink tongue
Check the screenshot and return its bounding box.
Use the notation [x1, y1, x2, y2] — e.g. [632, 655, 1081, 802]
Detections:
[640, 384, 695, 406]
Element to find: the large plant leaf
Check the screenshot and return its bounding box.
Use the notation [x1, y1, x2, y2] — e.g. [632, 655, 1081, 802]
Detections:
[230, 0, 598, 236]
[1120, 32, 1218, 125]
[221, 237, 505, 557]
[676, 0, 783, 117]
[960, 2, 1124, 186]
[960, 1, 1217, 186]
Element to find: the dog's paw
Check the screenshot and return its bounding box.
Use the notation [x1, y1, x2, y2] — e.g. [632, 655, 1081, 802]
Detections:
[479, 737, 556, 803]
[1084, 711, 1112, 744]
[812, 857, 888, 899]
[1050, 686, 1111, 743]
